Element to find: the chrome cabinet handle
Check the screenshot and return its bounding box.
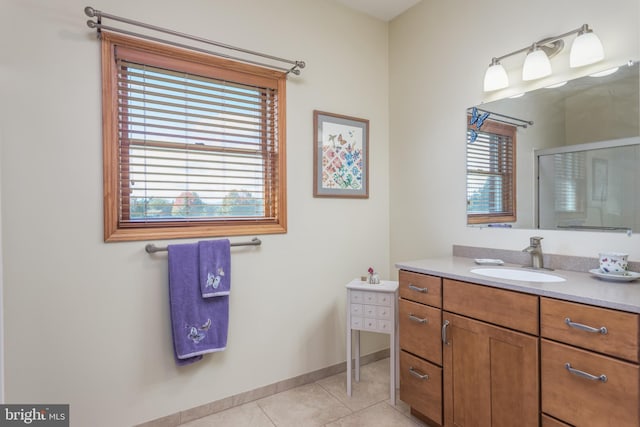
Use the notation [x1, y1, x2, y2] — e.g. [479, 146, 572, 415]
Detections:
[409, 367, 429, 381]
[409, 314, 427, 324]
[565, 317, 608, 335]
[442, 320, 450, 345]
[408, 284, 428, 293]
[565, 363, 607, 383]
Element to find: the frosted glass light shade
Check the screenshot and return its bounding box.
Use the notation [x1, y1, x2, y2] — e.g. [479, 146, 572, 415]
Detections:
[522, 49, 552, 81]
[483, 63, 509, 91]
[570, 31, 604, 67]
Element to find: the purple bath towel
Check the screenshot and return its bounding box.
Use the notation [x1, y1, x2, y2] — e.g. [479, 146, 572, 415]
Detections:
[199, 239, 231, 298]
[168, 243, 229, 366]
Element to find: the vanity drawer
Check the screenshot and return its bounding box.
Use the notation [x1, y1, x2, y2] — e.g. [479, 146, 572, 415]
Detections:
[399, 270, 442, 307]
[399, 298, 442, 364]
[400, 350, 442, 426]
[443, 279, 538, 335]
[541, 297, 639, 362]
[541, 339, 640, 427]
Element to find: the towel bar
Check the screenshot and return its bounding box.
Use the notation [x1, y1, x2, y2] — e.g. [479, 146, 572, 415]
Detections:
[145, 237, 262, 254]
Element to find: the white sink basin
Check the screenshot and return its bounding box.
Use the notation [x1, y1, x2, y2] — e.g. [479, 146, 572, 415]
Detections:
[470, 268, 566, 283]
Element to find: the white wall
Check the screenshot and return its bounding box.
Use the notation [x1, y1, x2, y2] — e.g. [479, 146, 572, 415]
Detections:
[0, 1, 390, 425]
[0, 119, 4, 404]
[389, 0, 640, 264]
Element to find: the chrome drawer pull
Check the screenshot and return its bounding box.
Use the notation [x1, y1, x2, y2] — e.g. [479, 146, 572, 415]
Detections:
[442, 320, 450, 345]
[565, 363, 607, 383]
[408, 284, 428, 293]
[565, 317, 608, 335]
[409, 367, 429, 381]
[409, 314, 427, 324]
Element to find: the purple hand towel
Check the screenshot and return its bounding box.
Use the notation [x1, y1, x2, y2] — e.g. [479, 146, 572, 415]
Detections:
[168, 243, 229, 366]
[199, 239, 231, 298]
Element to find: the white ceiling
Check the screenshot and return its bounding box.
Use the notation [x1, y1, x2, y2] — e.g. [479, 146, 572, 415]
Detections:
[333, 0, 422, 21]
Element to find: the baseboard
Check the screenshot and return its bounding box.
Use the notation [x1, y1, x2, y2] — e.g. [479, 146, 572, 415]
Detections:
[136, 348, 390, 427]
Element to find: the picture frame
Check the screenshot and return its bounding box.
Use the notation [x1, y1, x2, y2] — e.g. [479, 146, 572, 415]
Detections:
[313, 110, 369, 198]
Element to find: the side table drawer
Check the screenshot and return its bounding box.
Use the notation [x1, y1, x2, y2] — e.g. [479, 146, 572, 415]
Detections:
[362, 318, 393, 332]
[351, 316, 363, 329]
[363, 292, 378, 305]
[364, 304, 377, 317]
[350, 291, 364, 304]
[350, 304, 363, 316]
[377, 293, 393, 306]
[352, 290, 392, 307]
[376, 305, 392, 320]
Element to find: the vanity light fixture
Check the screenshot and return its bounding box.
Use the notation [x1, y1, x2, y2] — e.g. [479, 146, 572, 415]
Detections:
[522, 44, 553, 81]
[483, 24, 604, 92]
[570, 25, 604, 67]
[483, 58, 509, 92]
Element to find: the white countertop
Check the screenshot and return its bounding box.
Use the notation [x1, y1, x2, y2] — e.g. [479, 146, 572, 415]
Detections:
[346, 279, 399, 292]
[395, 256, 640, 314]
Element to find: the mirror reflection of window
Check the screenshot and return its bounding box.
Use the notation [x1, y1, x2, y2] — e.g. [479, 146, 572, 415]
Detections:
[466, 120, 517, 224]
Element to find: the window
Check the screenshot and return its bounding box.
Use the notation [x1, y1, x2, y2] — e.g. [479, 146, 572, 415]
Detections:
[101, 33, 287, 242]
[466, 120, 516, 224]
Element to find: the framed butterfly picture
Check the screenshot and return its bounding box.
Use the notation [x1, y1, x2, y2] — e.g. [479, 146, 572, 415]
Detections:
[313, 110, 369, 198]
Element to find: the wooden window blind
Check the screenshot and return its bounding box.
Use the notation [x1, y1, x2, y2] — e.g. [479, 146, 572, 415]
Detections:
[101, 33, 287, 242]
[466, 120, 517, 224]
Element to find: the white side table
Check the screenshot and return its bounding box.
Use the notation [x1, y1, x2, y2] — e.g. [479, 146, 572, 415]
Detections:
[346, 279, 399, 405]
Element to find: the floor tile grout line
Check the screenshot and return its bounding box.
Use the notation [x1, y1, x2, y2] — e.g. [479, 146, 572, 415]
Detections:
[313, 379, 354, 414]
[254, 400, 278, 427]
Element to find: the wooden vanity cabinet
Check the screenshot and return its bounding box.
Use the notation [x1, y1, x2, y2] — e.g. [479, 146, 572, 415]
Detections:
[442, 279, 539, 427]
[398, 270, 640, 427]
[540, 297, 640, 427]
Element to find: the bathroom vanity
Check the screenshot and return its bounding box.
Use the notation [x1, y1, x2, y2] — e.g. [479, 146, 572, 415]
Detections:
[396, 256, 640, 427]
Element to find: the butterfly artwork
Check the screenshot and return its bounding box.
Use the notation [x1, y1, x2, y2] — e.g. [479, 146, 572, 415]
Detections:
[468, 107, 490, 144]
[469, 107, 490, 129]
[469, 129, 479, 143]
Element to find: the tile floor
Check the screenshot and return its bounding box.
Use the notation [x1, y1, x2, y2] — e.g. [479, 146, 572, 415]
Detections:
[178, 358, 431, 427]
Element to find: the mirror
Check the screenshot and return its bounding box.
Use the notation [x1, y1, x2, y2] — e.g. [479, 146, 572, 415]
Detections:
[537, 137, 640, 233]
[467, 61, 640, 231]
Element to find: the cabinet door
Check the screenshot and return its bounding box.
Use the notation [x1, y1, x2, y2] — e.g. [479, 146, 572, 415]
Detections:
[443, 312, 539, 427]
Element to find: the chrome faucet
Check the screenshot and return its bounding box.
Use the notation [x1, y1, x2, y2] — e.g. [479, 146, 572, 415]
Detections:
[523, 236, 544, 269]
